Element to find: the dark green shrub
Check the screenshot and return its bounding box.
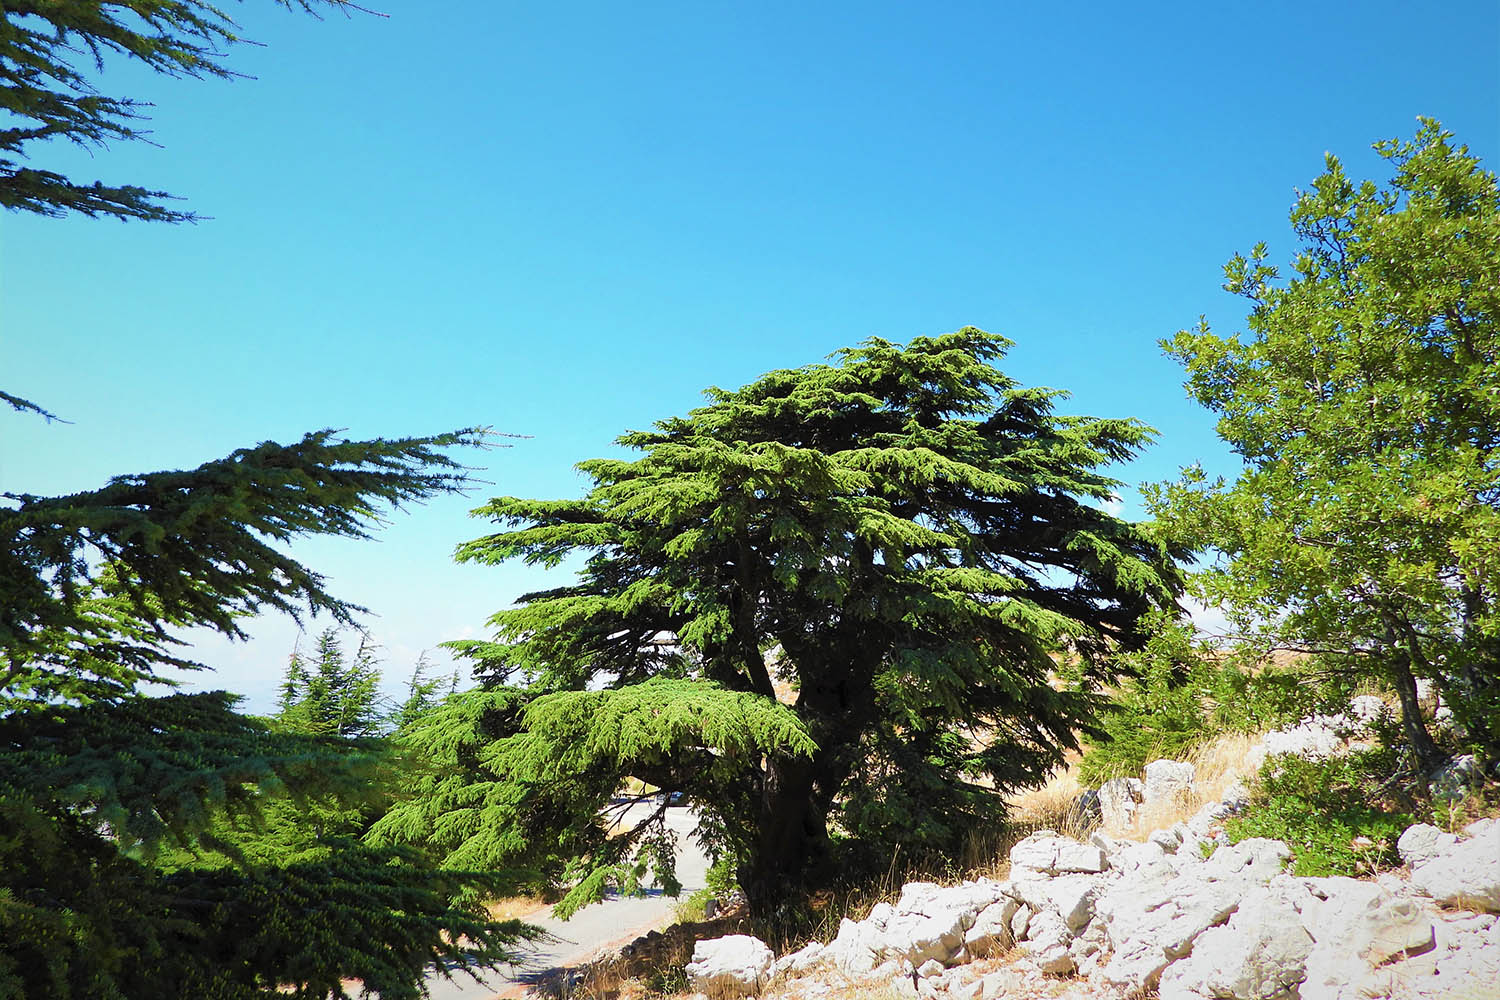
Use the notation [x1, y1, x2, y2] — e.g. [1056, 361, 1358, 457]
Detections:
[1226, 751, 1413, 877]
[1080, 613, 1361, 786]
[1078, 614, 1213, 786]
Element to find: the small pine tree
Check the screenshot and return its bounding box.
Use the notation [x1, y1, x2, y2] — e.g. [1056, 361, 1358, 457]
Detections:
[277, 628, 387, 738]
[277, 646, 310, 718]
[391, 652, 456, 733]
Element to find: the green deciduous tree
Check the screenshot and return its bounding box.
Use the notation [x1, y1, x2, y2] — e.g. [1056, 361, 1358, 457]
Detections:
[0, 427, 532, 999]
[1153, 120, 1500, 769]
[373, 329, 1183, 917]
[1, 1, 363, 221]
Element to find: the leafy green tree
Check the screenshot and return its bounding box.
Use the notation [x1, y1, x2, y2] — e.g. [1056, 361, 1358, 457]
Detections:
[372, 329, 1183, 916]
[1077, 612, 1351, 786]
[1, 1, 361, 221]
[1153, 120, 1500, 769]
[0, 427, 533, 999]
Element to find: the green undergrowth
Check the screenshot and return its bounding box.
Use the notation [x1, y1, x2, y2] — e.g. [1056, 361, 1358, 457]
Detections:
[1078, 615, 1355, 787]
[1226, 750, 1414, 877]
[670, 887, 716, 925]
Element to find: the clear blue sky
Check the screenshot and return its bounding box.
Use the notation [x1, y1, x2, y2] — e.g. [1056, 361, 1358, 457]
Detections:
[4, 0, 1497, 711]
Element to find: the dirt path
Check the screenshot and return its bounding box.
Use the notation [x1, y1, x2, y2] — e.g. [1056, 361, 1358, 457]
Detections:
[422, 806, 710, 1000]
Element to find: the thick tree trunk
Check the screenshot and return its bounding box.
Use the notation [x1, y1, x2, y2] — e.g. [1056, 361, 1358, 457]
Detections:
[739, 755, 833, 917]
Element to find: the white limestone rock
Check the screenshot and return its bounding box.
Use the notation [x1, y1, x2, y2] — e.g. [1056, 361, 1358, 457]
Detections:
[1019, 909, 1075, 974]
[772, 940, 825, 977]
[1109, 839, 1170, 874]
[887, 973, 919, 1000]
[1009, 903, 1032, 942]
[878, 879, 1009, 966]
[1200, 837, 1292, 883]
[1157, 877, 1315, 1000]
[1098, 874, 1246, 990]
[1465, 816, 1498, 839]
[1098, 776, 1145, 829]
[979, 969, 1024, 999]
[1219, 780, 1250, 809]
[685, 934, 775, 998]
[1408, 820, 1500, 912]
[1376, 910, 1500, 999]
[1149, 825, 1185, 854]
[950, 976, 983, 1000]
[963, 897, 1020, 956]
[1094, 840, 1289, 990]
[1177, 832, 1208, 862]
[1184, 782, 1249, 841]
[1348, 694, 1390, 725]
[1258, 713, 1367, 761]
[1430, 754, 1483, 801]
[1007, 870, 1106, 934]
[1399, 823, 1463, 868]
[1299, 877, 1437, 1000]
[1045, 874, 1106, 931]
[1143, 759, 1196, 805]
[825, 917, 882, 977]
[1008, 831, 1107, 875]
[1089, 830, 1128, 858]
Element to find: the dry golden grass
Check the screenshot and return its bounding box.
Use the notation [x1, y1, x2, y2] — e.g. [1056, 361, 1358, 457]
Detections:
[998, 732, 1265, 847]
[1005, 752, 1095, 840]
[485, 893, 555, 922]
[1099, 731, 1264, 838]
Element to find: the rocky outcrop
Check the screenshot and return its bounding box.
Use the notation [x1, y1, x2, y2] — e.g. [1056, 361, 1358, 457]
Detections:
[688, 799, 1499, 1000]
[1404, 818, 1500, 912]
[682, 713, 1496, 1000]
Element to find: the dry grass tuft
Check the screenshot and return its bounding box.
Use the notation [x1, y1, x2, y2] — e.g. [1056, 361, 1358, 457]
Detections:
[1005, 752, 1096, 839]
[1099, 731, 1263, 838]
[485, 893, 554, 922]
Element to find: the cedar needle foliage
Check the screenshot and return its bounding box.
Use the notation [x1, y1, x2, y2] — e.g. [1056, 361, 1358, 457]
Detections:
[376, 329, 1185, 919]
[0, 425, 533, 1000]
[1, 1, 372, 221]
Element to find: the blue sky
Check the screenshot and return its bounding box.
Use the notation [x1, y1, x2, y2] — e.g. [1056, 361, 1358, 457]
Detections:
[5, 0, 1497, 711]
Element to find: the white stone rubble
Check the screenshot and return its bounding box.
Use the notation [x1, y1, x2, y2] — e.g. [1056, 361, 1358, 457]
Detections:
[689, 736, 1497, 1000]
[685, 934, 774, 997]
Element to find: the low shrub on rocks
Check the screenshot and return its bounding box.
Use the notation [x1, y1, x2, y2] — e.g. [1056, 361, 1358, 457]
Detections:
[1225, 751, 1415, 877]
